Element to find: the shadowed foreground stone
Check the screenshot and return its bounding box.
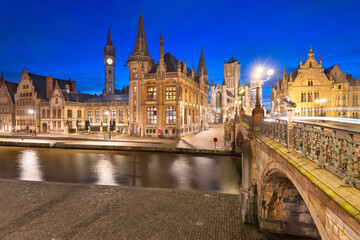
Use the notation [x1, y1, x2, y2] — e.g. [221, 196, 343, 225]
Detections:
[0, 180, 273, 240]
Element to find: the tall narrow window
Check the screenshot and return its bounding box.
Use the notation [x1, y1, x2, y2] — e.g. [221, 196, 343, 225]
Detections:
[147, 86, 157, 101]
[165, 86, 176, 100]
[95, 110, 100, 123]
[119, 109, 125, 123]
[111, 109, 116, 121]
[147, 107, 157, 124]
[88, 110, 93, 122]
[166, 107, 176, 125]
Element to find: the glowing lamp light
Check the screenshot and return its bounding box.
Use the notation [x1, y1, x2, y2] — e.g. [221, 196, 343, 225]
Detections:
[28, 109, 34, 114]
[256, 67, 263, 74]
[267, 69, 274, 76]
[105, 111, 110, 115]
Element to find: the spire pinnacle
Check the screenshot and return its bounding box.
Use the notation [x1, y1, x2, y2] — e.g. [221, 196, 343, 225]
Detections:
[308, 44, 314, 57]
[211, 79, 214, 86]
[133, 11, 149, 56]
[196, 46, 207, 76]
[107, 26, 112, 45]
[160, 30, 163, 41]
[0, 72, 3, 80]
[300, 55, 302, 65]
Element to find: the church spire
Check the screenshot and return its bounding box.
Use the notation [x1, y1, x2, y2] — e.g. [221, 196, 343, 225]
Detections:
[133, 10, 149, 56]
[196, 46, 207, 76]
[107, 26, 112, 45]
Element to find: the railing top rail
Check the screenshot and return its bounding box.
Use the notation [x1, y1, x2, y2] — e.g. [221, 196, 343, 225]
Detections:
[292, 120, 360, 135]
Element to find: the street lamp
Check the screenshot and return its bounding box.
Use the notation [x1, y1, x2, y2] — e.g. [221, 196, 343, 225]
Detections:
[254, 67, 274, 108]
[28, 109, 36, 136]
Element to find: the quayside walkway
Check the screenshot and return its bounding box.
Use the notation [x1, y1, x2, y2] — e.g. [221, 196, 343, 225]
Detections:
[0, 180, 299, 240]
[0, 125, 228, 155]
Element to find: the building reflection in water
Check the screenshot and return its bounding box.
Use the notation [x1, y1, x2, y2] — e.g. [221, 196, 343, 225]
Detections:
[17, 149, 43, 181]
[94, 154, 117, 186]
[170, 156, 192, 190]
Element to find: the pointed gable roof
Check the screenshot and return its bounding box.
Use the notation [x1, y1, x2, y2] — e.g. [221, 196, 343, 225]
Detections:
[228, 57, 235, 63]
[107, 26, 113, 45]
[196, 46, 207, 76]
[133, 11, 149, 56]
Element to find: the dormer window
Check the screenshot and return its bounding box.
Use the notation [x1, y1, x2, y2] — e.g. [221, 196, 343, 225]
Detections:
[338, 85, 341, 89]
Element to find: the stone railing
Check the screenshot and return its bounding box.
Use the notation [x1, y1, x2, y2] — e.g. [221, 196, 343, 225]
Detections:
[261, 118, 360, 188]
[261, 118, 288, 147]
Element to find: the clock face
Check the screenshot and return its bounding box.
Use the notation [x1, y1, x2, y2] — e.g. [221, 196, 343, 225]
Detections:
[107, 58, 113, 65]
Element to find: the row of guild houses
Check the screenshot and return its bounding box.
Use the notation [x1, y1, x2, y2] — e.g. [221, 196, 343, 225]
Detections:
[271, 45, 360, 118]
[0, 11, 210, 139]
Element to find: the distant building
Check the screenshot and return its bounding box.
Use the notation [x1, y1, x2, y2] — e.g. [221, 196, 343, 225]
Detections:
[1, 11, 209, 138]
[126, 12, 209, 138]
[271, 45, 360, 118]
[209, 57, 251, 123]
[0, 72, 17, 131]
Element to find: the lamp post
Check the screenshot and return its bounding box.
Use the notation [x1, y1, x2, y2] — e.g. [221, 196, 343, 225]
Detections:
[252, 67, 274, 129]
[28, 108, 36, 136]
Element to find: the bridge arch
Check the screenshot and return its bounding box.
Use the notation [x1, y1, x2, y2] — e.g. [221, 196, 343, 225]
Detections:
[258, 161, 326, 239]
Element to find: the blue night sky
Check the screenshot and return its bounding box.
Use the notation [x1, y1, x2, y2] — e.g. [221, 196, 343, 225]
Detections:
[1, 0, 360, 108]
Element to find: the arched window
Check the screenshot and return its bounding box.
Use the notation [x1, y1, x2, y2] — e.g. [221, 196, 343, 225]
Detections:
[338, 95, 341, 106]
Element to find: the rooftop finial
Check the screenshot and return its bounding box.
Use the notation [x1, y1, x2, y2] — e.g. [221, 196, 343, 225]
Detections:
[140, 9, 142, 16]
[308, 44, 314, 57]
[300, 55, 302, 65]
[0, 72, 3, 80]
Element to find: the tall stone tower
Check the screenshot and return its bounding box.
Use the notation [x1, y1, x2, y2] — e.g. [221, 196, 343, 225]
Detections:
[104, 26, 115, 95]
[127, 11, 154, 135]
[223, 57, 241, 99]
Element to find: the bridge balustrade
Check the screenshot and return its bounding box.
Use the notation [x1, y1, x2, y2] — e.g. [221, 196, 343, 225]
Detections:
[261, 118, 360, 189]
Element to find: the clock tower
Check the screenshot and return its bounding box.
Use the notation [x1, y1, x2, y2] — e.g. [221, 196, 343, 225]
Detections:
[104, 26, 115, 95]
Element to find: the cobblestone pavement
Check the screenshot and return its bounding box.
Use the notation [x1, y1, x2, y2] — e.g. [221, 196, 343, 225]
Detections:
[0, 180, 269, 240]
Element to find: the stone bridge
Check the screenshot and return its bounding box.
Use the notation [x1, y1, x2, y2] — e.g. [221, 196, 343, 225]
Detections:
[234, 114, 360, 240]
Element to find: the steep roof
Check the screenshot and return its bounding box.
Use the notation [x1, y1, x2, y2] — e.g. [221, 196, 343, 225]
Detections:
[196, 46, 207, 76]
[227, 57, 238, 63]
[29, 73, 74, 99]
[107, 26, 113, 45]
[4, 81, 18, 102]
[61, 90, 95, 102]
[133, 11, 149, 56]
[226, 90, 234, 98]
[149, 52, 191, 74]
[85, 94, 129, 103]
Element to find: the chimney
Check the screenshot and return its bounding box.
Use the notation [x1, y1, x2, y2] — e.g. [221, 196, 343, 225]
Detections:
[46, 76, 53, 99]
[70, 79, 76, 92]
[65, 84, 70, 93]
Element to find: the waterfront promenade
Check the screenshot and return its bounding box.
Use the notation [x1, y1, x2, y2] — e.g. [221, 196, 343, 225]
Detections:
[0, 125, 228, 154]
[0, 180, 269, 240]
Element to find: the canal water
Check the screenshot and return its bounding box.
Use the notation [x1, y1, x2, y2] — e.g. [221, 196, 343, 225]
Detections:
[0, 147, 240, 194]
